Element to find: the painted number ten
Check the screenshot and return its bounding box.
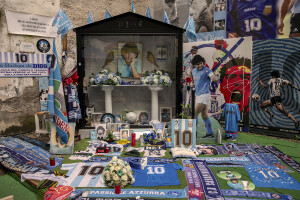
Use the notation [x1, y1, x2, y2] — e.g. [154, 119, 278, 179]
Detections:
[15, 53, 28, 63]
[79, 165, 104, 176]
[147, 166, 165, 174]
[244, 18, 261, 32]
[258, 170, 280, 179]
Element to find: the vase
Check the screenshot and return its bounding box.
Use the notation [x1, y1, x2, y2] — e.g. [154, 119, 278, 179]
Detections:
[115, 184, 121, 194]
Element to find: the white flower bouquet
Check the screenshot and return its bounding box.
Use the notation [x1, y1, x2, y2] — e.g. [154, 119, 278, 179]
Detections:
[103, 156, 135, 187]
[89, 70, 122, 86]
[141, 70, 174, 86]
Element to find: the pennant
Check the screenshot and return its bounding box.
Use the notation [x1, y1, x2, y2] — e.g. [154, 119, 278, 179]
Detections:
[131, 0, 136, 13]
[47, 38, 69, 144]
[104, 9, 112, 19]
[145, 5, 152, 18]
[87, 10, 94, 24]
[52, 8, 74, 38]
[152, 123, 166, 138]
[163, 10, 170, 24]
[183, 15, 197, 42]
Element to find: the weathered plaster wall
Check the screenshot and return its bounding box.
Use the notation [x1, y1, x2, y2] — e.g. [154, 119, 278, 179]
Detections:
[0, 0, 152, 133]
[0, 0, 60, 133]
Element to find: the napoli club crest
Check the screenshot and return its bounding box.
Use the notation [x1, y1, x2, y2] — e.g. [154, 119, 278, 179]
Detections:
[37, 39, 50, 53]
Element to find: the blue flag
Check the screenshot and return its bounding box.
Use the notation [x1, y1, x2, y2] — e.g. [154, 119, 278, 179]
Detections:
[145, 5, 152, 18]
[183, 15, 197, 42]
[131, 0, 136, 13]
[87, 10, 94, 24]
[47, 38, 69, 144]
[163, 10, 170, 24]
[104, 9, 112, 19]
[52, 8, 74, 38]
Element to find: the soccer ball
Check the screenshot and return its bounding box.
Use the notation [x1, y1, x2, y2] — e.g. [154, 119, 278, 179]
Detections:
[252, 94, 260, 102]
[125, 112, 137, 124]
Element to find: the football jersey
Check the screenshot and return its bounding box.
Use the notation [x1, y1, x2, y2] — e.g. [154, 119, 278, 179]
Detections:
[222, 103, 241, 133]
[295, 0, 300, 13]
[227, 0, 277, 40]
[192, 67, 213, 96]
[59, 162, 108, 187]
[267, 78, 289, 97]
[132, 163, 183, 187]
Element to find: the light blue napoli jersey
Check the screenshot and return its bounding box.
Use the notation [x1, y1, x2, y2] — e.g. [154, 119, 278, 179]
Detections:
[192, 67, 213, 96]
[222, 103, 241, 133]
[132, 163, 183, 187]
[59, 162, 108, 187]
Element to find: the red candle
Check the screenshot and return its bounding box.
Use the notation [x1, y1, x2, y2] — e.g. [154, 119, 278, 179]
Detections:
[49, 156, 55, 166]
[131, 133, 136, 146]
[115, 184, 121, 194]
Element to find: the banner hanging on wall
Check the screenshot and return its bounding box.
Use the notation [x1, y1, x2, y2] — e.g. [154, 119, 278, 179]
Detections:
[0, 52, 51, 77]
[250, 37, 300, 138]
[183, 37, 252, 130]
[5, 10, 57, 37]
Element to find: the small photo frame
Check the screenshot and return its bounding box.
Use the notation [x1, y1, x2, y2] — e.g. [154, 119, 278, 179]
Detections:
[156, 45, 167, 62]
[214, 19, 225, 31]
[160, 107, 172, 122]
[120, 129, 130, 140]
[107, 123, 119, 132]
[95, 123, 107, 140]
[138, 112, 149, 124]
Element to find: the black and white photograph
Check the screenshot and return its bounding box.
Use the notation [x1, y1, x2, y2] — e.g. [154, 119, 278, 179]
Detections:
[214, 19, 225, 30]
[95, 123, 107, 139]
[190, 0, 214, 33]
[153, 0, 189, 28]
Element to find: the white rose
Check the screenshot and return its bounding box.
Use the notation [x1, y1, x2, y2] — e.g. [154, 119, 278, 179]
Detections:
[108, 182, 113, 187]
[112, 156, 118, 161]
[115, 166, 121, 171]
[154, 79, 159, 84]
[113, 174, 119, 181]
[121, 181, 127, 186]
[122, 168, 127, 174]
[108, 74, 114, 79]
[89, 77, 95, 83]
[157, 71, 162, 75]
[105, 174, 111, 181]
[109, 166, 115, 172]
[126, 165, 132, 171]
[102, 69, 108, 73]
[121, 175, 128, 181]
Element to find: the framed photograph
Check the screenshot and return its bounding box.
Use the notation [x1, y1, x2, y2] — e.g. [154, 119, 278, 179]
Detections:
[120, 129, 130, 140]
[160, 107, 172, 122]
[117, 42, 143, 78]
[156, 45, 167, 61]
[138, 112, 150, 124]
[95, 123, 107, 139]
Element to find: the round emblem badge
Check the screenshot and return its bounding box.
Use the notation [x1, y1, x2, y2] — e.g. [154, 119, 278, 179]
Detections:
[37, 39, 50, 53]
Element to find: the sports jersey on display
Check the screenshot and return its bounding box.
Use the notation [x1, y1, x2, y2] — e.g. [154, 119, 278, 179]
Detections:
[227, 0, 277, 40]
[192, 67, 213, 96]
[222, 103, 241, 133]
[132, 163, 183, 187]
[267, 78, 289, 97]
[59, 162, 108, 187]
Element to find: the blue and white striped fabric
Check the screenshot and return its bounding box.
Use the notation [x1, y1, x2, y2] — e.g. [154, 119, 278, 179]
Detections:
[163, 10, 170, 24]
[131, 0, 136, 13]
[87, 10, 94, 24]
[104, 9, 112, 19]
[171, 119, 196, 148]
[59, 162, 108, 187]
[145, 5, 152, 18]
[52, 8, 74, 38]
[47, 38, 69, 144]
[0, 52, 49, 64]
[183, 15, 197, 42]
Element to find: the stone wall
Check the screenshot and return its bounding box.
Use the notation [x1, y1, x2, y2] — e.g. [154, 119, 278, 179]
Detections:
[0, 0, 152, 134]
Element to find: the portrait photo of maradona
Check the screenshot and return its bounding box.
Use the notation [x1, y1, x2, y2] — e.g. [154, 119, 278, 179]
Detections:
[117, 42, 143, 78]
